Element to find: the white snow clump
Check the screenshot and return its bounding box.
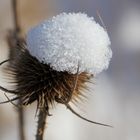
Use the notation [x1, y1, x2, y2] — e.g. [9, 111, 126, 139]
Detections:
[27, 12, 112, 75]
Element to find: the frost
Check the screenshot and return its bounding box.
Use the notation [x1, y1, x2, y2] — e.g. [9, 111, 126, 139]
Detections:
[27, 13, 112, 75]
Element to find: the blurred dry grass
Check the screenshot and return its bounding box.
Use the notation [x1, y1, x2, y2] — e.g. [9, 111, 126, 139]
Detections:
[0, 0, 54, 36]
[18, 0, 55, 33]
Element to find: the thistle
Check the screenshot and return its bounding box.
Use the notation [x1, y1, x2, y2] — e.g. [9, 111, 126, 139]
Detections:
[0, 13, 112, 140]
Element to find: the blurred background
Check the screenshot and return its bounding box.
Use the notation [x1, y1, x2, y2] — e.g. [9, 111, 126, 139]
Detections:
[0, 0, 140, 140]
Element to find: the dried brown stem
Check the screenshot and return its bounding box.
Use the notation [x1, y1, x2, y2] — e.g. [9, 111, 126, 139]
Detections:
[36, 110, 47, 140]
[11, 1, 25, 140]
[18, 99, 25, 140]
[12, 0, 20, 34]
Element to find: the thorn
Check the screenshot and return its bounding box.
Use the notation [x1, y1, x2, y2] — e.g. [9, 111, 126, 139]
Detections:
[0, 85, 18, 94]
[96, 10, 107, 31]
[3, 93, 20, 108]
[66, 104, 113, 128]
[0, 59, 10, 66]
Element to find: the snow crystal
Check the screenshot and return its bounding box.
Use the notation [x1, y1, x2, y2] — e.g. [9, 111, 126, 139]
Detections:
[26, 12, 112, 75]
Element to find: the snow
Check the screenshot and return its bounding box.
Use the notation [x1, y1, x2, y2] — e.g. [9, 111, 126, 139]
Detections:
[27, 13, 112, 75]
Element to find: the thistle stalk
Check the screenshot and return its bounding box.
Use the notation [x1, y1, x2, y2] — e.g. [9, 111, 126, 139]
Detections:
[36, 110, 47, 140]
[11, 1, 25, 140]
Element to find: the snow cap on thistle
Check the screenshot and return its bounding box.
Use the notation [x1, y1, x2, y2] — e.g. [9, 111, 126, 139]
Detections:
[27, 12, 112, 75]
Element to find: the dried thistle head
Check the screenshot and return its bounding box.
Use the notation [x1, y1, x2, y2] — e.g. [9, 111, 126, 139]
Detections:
[0, 13, 112, 126]
[5, 43, 91, 107]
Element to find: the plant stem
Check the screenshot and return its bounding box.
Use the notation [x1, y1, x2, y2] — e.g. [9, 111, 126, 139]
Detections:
[18, 100, 25, 140]
[36, 110, 47, 140]
[11, 1, 25, 140]
[12, 0, 20, 34]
